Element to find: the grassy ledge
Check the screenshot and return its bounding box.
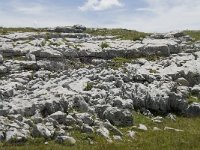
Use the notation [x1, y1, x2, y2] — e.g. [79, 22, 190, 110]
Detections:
[85, 28, 149, 41]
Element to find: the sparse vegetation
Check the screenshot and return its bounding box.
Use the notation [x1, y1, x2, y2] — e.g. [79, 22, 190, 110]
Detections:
[146, 54, 160, 61]
[85, 28, 149, 41]
[4, 56, 26, 61]
[100, 42, 109, 49]
[1, 113, 200, 150]
[149, 69, 159, 74]
[184, 30, 200, 42]
[73, 44, 82, 50]
[84, 82, 93, 91]
[111, 57, 131, 69]
[44, 33, 51, 41]
[0, 27, 47, 35]
[187, 95, 200, 104]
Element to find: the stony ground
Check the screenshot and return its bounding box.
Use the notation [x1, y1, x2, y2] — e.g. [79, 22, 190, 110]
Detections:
[0, 26, 200, 149]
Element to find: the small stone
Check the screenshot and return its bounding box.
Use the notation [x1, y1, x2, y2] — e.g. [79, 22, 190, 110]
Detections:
[88, 138, 94, 145]
[153, 127, 162, 131]
[56, 136, 76, 145]
[164, 127, 184, 132]
[107, 138, 113, 143]
[138, 124, 148, 131]
[113, 135, 122, 141]
[127, 130, 136, 139]
[44, 141, 49, 145]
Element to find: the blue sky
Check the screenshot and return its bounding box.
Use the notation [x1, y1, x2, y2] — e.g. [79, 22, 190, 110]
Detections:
[0, 0, 200, 32]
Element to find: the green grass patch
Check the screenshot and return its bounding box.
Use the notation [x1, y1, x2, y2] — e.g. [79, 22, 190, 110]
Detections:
[187, 95, 200, 104]
[184, 30, 200, 42]
[149, 69, 159, 74]
[0, 27, 48, 34]
[100, 42, 110, 49]
[85, 28, 149, 41]
[84, 82, 93, 91]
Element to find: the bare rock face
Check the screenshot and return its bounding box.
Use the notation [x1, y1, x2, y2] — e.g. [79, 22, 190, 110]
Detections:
[0, 27, 199, 142]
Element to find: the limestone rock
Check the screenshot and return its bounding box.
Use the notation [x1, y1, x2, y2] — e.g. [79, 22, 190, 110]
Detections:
[55, 136, 76, 145]
[96, 126, 110, 139]
[49, 111, 67, 124]
[186, 103, 200, 117]
[103, 107, 133, 126]
[138, 124, 148, 131]
[81, 124, 94, 134]
[31, 124, 52, 138]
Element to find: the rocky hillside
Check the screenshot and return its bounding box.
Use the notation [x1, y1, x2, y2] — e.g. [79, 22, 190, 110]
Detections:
[0, 26, 200, 143]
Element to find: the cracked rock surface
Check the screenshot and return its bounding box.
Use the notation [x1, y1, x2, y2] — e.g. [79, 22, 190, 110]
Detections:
[0, 27, 200, 142]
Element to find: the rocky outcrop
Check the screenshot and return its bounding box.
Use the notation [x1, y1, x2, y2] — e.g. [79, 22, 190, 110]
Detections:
[0, 27, 200, 142]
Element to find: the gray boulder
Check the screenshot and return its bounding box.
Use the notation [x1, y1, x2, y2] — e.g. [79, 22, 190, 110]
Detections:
[6, 128, 29, 142]
[186, 103, 200, 117]
[49, 111, 67, 124]
[103, 107, 133, 126]
[96, 126, 110, 139]
[73, 96, 89, 112]
[31, 123, 52, 138]
[191, 85, 200, 97]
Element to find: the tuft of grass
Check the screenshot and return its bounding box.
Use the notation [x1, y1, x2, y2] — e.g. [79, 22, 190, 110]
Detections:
[84, 82, 93, 91]
[44, 33, 51, 41]
[73, 44, 82, 50]
[85, 28, 149, 41]
[100, 42, 109, 49]
[109, 57, 131, 69]
[187, 95, 200, 104]
[146, 54, 160, 61]
[4, 56, 26, 61]
[184, 30, 200, 42]
[149, 69, 159, 74]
